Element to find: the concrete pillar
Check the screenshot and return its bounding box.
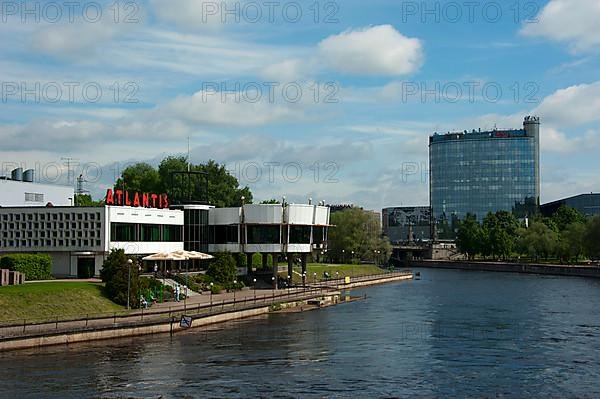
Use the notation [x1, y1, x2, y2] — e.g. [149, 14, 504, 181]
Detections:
[301, 253, 308, 287]
[0, 269, 9, 286]
[287, 256, 293, 286]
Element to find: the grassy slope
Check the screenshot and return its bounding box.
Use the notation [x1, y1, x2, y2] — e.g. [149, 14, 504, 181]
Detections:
[0, 282, 124, 323]
[279, 263, 387, 284]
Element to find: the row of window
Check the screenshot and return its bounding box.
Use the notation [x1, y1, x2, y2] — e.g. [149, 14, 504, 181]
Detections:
[0, 212, 101, 222]
[212, 225, 327, 245]
[110, 223, 183, 242]
[1, 239, 102, 249]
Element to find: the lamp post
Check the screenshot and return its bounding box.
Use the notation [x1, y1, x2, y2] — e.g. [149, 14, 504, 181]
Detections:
[313, 272, 317, 285]
[342, 249, 345, 265]
[233, 280, 237, 304]
[351, 250, 355, 277]
[253, 278, 257, 301]
[302, 272, 306, 290]
[126, 259, 133, 310]
[209, 282, 213, 306]
[271, 276, 275, 299]
[287, 275, 291, 294]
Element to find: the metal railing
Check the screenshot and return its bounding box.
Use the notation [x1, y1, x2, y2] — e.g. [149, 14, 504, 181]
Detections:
[0, 271, 413, 340]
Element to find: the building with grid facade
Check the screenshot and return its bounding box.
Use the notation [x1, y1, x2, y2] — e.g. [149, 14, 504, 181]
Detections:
[429, 116, 540, 238]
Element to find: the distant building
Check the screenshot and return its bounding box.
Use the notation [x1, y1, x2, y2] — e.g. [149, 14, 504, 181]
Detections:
[541, 193, 600, 218]
[383, 206, 431, 243]
[429, 116, 540, 238]
[0, 168, 74, 207]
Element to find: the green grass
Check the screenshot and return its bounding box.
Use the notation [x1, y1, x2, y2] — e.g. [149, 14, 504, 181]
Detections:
[0, 282, 125, 323]
[279, 263, 388, 284]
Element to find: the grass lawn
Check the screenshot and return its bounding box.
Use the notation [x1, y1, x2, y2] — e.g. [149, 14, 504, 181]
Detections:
[279, 263, 388, 284]
[0, 282, 125, 323]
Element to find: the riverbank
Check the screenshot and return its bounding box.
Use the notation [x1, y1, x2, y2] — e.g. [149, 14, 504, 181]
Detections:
[0, 272, 413, 352]
[411, 260, 600, 278]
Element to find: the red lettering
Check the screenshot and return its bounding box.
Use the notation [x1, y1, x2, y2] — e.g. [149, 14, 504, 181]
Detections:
[151, 194, 158, 208]
[125, 191, 132, 206]
[142, 193, 150, 208]
[163, 194, 169, 209]
[133, 192, 141, 207]
[115, 190, 123, 205]
[105, 189, 114, 205]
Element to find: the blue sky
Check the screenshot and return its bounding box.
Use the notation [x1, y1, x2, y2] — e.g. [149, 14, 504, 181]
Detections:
[1, 0, 599, 209]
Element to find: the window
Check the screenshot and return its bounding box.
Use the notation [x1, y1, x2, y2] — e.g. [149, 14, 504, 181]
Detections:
[163, 225, 182, 242]
[24, 193, 44, 202]
[111, 223, 137, 241]
[289, 226, 311, 244]
[247, 225, 280, 244]
[141, 224, 161, 242]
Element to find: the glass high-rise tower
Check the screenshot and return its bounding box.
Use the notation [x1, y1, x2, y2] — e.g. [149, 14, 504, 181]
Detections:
[429, 116, 540, 238]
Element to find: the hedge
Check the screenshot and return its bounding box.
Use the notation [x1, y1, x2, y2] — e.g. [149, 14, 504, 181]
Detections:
[0, 254, 53, 280]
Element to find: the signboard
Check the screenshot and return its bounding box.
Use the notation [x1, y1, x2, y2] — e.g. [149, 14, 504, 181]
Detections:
[105, 189, 169, 209]
[180, 315, 193, 329]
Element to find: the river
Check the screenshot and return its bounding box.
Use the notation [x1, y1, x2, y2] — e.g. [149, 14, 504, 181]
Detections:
[1, 268, 599, 398]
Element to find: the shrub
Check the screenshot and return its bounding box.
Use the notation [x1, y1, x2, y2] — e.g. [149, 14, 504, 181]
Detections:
[237, 253, 247, 270]
[100, 249, 141, 308]
[266, 254, 274, 268]
[0, 254, 53, 280]
[252, 252, 262, 270]
[207, 252, 238, 284]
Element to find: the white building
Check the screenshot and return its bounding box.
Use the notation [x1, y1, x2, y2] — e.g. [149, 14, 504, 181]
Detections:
[0, 206, 184, 278]
[0, 169, 74, 207]
[209, 203, 331, 281]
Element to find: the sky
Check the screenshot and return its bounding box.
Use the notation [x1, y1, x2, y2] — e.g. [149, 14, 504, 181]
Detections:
[1, 0, 599, 210]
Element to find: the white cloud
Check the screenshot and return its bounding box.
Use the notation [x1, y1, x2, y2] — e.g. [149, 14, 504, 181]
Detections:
[151, 0, 235, 30]
[521, 0, 600, 51]
[317, 25, 423, 76]
[532, 81, 600, 126]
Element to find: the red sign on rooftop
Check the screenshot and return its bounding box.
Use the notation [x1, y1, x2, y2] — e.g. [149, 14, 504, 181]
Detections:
[105, 189, 169, 209]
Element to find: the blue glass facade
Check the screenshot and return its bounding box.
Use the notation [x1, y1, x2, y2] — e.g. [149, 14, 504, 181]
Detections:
[429, 117, 540, 238]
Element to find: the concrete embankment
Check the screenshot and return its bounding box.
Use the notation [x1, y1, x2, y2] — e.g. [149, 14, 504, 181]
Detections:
[0, 272, 414, 352]
[411, 260, 600, 279]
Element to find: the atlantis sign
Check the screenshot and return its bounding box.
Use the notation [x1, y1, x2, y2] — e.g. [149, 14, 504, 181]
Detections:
[105, 189, 169, 209]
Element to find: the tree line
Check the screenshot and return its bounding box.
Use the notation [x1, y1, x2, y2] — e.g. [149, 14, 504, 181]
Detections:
[76, 156, 253, 207]
[456, 206, 600, 263]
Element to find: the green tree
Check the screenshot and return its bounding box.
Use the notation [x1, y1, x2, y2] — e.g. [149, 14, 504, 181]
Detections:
[517, 222, 559, 261]
[552, 205, 586, 232]
[584, 216, 600, 260]
[115, 162, 161, 194]
[481, 211, 519, 259]
[328, 208, 391, 264]
[558, 222, 586, 262]
[75, 194, 104, 207]
[116, 156, 253, 207]
[456, 214, 482, 260]
[100, 249, 140, 308]
[260, 199, 281, 204]
[206, 252, 238, 284]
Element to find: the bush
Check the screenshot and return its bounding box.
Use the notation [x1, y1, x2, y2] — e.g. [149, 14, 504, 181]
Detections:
[237, 253, 247, 270]
[266, 254, 274, 268]
[0, 254, 53, 280]
[100, 249, 141, 308]
[207, 252, 238, 284]
[252, 252, 262, 270]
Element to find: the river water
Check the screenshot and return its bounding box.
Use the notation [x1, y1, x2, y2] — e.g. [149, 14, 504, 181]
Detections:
[1, 268, 600, 398]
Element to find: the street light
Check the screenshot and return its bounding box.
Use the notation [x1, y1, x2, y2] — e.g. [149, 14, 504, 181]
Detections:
[271, 276, 275, 298]
[351, 251, 355, 277]
[342, 249, 345, 265]
[313, 272, 317, 284]
[287, 275, 291, 293]
[253, 278, 257, 301]
[126, 259, 133, 310]
[302, 272, 306, 289]
[209, 282, 214, 306]
[233, 280, 237, 303]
